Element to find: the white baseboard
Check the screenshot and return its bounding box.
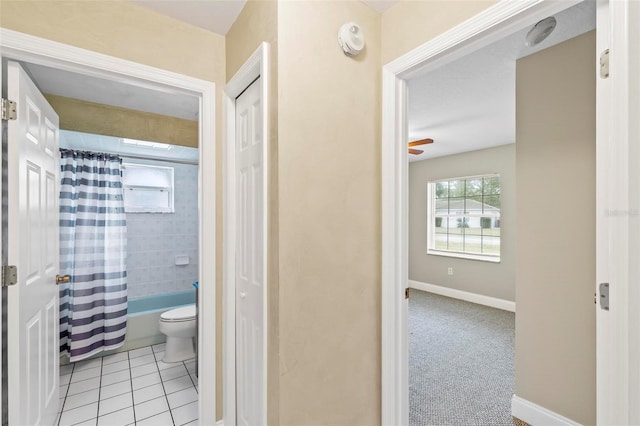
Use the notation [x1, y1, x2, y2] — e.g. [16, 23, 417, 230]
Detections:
[408, 280, 516, 312]
[511, 395, 582, 426]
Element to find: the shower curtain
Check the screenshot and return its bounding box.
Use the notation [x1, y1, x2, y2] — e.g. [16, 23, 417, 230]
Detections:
[59, 149, 128, 362]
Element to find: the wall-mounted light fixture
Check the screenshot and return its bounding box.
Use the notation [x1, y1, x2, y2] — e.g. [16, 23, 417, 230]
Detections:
[338, 22, 365, 56]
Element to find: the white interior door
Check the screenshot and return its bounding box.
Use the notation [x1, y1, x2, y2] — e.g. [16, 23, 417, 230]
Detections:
[235, 77, 264, 426]
[6, 61, 60, 426]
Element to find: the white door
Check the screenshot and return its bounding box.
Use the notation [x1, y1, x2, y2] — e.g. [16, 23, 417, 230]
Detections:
[6, 61, 60, 426]
[235, 78, 264, 426]
[596, 0, 640, 424]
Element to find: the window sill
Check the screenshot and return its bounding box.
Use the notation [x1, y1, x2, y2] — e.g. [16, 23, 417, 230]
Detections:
[427, 249, 500, 263]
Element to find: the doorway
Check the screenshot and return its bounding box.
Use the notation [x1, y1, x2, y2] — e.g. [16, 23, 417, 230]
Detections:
[0, 29, 216, 425]
[381, 0, 637, 425]
[404, 2, 594, 423]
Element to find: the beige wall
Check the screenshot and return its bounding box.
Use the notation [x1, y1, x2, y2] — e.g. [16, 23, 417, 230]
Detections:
[409, 145, 516, 301]
[45, 95, 198, 148]
[276, 1, 381, 424]
[0, 1, 226, 420]
[225, 1, 280, 424]
[381, 0, 497, 64]
[515, 31, 596, 425]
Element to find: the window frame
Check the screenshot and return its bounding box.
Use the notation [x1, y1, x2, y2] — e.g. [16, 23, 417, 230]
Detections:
[426, 173, 501, 263]
[122, 162, 175, 213]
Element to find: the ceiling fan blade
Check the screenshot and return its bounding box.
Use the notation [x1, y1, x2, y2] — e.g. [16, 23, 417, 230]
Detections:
[408, 138, 434, 147]
[408, 148, 424, 155]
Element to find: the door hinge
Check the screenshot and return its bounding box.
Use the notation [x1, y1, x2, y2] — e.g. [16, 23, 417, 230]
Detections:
[600, 49, 610, 79]
[405, 287, 410, 299]
[599, 282, 609, 311]
[1, 98, 17, 121]
[1, 265, 17, 287]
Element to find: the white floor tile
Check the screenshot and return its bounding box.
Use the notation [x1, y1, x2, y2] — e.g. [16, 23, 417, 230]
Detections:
[59, 345, 201, 426]
[98, 392, 133, 417]
[152, 342, 166, 352]
[60, 364, 74, 376]
[63, 388, 100, 411]
[163, 375, 194, 394]
[97, 406, 134, 426]
[73, 358, 103, 372]
[58, 402, 98, 426]
[131, 362, 157, 378]
[156, 359, 176, 371]
[133, 383, 165, 405]
[184, 361, 196, 374]
[132, 371, 162, 390]
[101, 360, 130, 376]
[167, 387, 198, 410]
[134, 395, 169, 421]
[71, 366, 102, 383]
[101, 369, 131, 387]
[100, 380, 132, 400]
[160, 365, 188, 382]
[60, 373, 72, 386]
[135, 410, 174, 426]
[189, 374, 198, 389]
[181, 421, 199, 426]
[128, 346, 153, 359]
[67, 376, 101, 396]
[171, 400, 198, 425]
[73, 418, 98, 426]
[101, 352, 128, 366]
[129, 354, 155, 368]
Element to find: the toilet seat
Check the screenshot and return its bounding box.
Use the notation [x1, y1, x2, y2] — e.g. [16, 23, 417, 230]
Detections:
[160, 305, 196, 322]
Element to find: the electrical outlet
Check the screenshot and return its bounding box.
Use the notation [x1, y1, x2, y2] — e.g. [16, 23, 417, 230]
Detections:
[448, 267, 453, 276]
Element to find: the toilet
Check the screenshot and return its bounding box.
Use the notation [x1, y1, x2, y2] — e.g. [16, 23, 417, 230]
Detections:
[159, 304, 196, 363]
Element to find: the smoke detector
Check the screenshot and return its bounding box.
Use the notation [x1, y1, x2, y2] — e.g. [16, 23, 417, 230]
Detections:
[525, 16, 557, 47]
[338, 22, 365, 56]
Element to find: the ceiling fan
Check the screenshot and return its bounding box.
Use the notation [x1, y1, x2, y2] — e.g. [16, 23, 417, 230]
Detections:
[408, 138, 434, 155]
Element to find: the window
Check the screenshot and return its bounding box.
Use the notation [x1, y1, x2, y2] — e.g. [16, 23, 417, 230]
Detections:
[123, 163, 174, 213]
[428, 174, 500, 262]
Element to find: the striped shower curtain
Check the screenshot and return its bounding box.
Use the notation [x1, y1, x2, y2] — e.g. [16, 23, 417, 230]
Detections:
[59, 149, 128, 362]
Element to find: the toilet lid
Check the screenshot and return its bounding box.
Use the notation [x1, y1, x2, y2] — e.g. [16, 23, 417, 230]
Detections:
[160, 305, 196, 322]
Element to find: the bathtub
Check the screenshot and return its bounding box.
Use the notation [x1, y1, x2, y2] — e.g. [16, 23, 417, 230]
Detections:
[121, 290, 196, 352]
[60, 290, 196, 364]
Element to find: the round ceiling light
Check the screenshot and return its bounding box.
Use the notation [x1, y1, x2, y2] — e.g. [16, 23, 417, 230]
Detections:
[525, 16, 557, 47]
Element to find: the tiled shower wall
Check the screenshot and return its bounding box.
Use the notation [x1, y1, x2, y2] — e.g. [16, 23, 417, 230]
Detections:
[126, 160, 198, 299]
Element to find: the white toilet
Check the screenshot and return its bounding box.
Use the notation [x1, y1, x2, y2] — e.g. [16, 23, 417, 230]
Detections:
[159, 304, 196, 363]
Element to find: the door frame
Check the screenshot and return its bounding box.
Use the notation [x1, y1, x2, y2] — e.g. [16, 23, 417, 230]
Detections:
[223, 42, 270, 426]
[0, 29, 217, 424]
[381, 0, 633, 425]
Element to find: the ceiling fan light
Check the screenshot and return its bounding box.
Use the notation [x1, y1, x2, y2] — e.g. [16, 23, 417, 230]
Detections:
[525, 16, 557, 47]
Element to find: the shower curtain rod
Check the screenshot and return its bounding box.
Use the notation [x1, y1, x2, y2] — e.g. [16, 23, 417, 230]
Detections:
[119, 153, 199, 166]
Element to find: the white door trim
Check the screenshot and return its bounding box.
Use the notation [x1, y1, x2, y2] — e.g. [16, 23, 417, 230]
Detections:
[0, 28, 217, 424]
[223, 42, 270, 426]
[381, 0, 632, 424]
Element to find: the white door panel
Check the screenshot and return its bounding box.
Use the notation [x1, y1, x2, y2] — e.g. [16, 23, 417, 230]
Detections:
[235, 78, 264, 426]
[7, 61, 60, 426]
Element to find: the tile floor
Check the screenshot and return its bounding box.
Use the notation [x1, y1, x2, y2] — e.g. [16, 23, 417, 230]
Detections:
[58, 344, 198, 426]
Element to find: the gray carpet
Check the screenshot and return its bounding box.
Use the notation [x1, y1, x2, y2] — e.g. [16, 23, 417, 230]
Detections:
[409, 290, 515, 426]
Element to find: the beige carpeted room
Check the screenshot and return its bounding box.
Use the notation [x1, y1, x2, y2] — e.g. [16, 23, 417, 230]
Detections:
[406, 1, 595, 424]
